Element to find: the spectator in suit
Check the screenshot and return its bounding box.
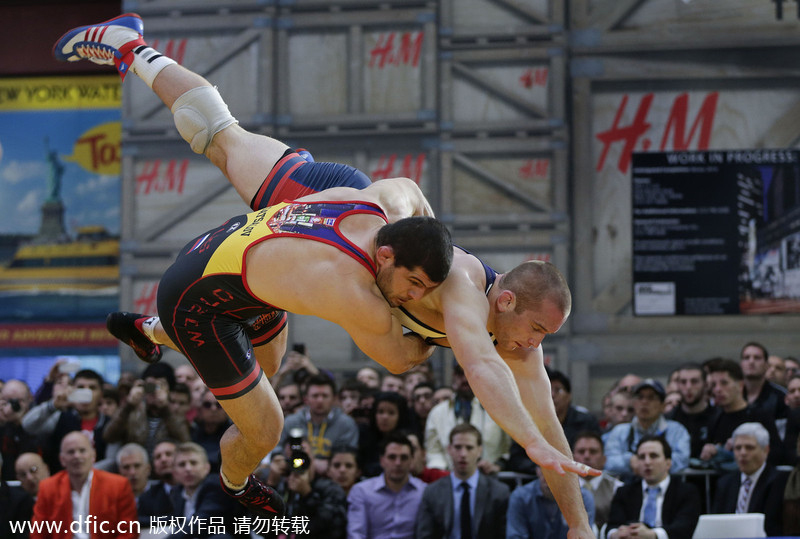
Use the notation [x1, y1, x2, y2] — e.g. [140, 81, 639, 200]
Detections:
[604, 379, 691, 477]
[347, 432, 425, 539]
[573, 431, 623, 531]
[702, 359, 784, 468]
[506, 464, 595, 539]
[416, 423, 509, 539]
[137, 440, 177, 527]
[1, 379, 40, 481]
[31, 431, 137, 539]
[14, 452, 50, 499]
[666, 362, 719, 460]
[168, 442, 244, 538]
[1, 452, 35, 539]
[607, 435, 701, 539]
[116, 442, 151, 500]
[741, 342, 788, 419]
[711, 422, 789, 537]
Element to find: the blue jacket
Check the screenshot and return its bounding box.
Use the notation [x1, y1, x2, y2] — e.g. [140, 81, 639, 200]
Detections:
[506, 479, 595, 539]
[603, 416, 691, 475]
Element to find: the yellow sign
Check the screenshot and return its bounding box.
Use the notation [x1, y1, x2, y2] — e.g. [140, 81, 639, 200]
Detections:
[64, 121, 122, 175]
[0, 75, 121, 111]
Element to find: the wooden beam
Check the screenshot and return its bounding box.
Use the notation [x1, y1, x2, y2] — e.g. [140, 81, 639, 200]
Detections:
[452, 153, 550, 212]
[452, 61, 547, 118]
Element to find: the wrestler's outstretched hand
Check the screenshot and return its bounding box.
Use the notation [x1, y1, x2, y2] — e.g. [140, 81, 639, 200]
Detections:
[525, 442, 602, 477]
[568, 524, 598, 539]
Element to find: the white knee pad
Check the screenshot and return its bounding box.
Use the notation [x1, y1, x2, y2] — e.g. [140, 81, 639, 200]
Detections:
[171, 86, 238, 154]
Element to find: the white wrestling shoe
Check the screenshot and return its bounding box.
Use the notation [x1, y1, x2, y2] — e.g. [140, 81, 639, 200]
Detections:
[53, 13, 145, 79]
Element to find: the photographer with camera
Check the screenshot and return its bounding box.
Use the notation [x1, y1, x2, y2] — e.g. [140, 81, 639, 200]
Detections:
[0, 379, 40, 481]
[103, 363, 190, 456]
[22, 368, 113, 472]
[279, 373, 359, 477]
[269, 428, 347, 539]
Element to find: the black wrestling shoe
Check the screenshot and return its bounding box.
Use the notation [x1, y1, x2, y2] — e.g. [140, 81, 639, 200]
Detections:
[106, 312, 162, 364]
[222, 474, 285, 517]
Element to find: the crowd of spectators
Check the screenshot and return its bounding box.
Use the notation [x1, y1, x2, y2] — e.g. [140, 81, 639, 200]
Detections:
[1, 340, 799, 538]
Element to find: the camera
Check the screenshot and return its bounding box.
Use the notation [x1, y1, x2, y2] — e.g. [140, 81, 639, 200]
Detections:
[292, 343, 306, 355]
[67, 388, 94, 404]
[6, 398, 21, 413]
[144, 382, 157, 394]
[286, 427, 311, 475]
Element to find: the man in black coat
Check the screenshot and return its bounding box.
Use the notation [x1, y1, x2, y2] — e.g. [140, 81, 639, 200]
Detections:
[711, 422, 789, 537]
[166, 442, 245, 538]
[607, 435, 701, 539]
[415, 423, 509, 539]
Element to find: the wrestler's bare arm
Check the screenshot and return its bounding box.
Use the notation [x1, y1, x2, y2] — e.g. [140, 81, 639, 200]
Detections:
[305, 274, 434, 373]
[298, 177, 433, 222]
[504, 348, 596, 538]
[440, 275, 589, 476]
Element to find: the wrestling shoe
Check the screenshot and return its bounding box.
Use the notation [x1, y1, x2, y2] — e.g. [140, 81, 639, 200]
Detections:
[222, 474, 286, 517]
[106, 312, 162, 364]
[53, 13, 145, 79]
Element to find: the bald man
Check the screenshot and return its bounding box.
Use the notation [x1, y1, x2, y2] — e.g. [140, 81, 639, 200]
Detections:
[14, 453, 50, 499]
[31, 432, 137, 539]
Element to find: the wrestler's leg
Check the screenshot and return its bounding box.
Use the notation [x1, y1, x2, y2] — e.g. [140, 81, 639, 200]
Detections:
[253, 325, 288, 378]
[53, 14, 288, 205]
[217, 372, 283, 486]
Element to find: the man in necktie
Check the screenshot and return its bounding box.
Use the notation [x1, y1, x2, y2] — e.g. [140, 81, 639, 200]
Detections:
[607, 435, 701, 539]
[711, 422, 790, 536]
[415, 424, 509, 539]
[736, 476, 752, 514]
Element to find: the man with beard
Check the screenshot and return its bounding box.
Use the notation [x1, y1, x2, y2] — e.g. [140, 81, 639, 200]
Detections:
[666, 362, 719, 459]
